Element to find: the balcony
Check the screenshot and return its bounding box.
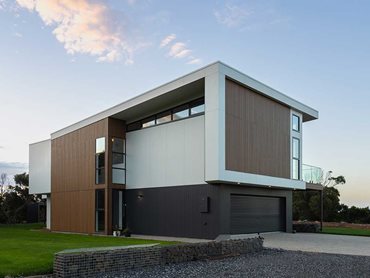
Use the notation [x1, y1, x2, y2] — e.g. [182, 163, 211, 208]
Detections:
[302, 164, 324, 185]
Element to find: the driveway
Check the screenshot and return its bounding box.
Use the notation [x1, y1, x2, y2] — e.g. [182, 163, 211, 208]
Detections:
[263, 232, 370, 256]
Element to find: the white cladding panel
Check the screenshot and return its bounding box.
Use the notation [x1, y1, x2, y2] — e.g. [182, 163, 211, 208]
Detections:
[29, 140, 51, 194]
[126, 116, 205, 189]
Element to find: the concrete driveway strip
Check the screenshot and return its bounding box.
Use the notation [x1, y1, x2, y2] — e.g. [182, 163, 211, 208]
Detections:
[262, 232, 370, 256]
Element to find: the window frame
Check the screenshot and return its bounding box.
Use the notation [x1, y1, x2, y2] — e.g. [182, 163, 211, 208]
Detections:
[95, 137, 106, 185]
[95, 189, 105, 232]
[292, 114, 300, 132]
[111, 137, 126, 185]
[126, 97, 205, 132]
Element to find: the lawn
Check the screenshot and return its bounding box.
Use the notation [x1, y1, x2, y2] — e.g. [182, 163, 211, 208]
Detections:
[0, 223, 176, 277]
[322, 226, 370, 237]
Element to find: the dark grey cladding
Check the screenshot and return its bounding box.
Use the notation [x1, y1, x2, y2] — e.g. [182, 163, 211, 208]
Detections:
[125, 183, 292, 239]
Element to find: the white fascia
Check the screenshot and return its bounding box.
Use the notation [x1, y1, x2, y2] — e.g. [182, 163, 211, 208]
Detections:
[204, 63, 307, 190]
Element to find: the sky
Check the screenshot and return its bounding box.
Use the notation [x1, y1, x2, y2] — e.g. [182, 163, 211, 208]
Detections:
[0, 0, 369, 207]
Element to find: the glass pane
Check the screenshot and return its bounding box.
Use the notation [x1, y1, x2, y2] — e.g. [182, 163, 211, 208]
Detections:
[156, 111, 172, 124]
[191, 104, 205, 115]
[96, 137, 105, 153]
[96, 190, 105, 210]
[292, 115, 300, 132]
[173, 105, 189, 120]
[292, 138, 300, 159]
[112, 138, 125, 153]
[142, 116, 155, 128]
[112, 153, 125, 169]
[96, 210, 105, 232]
[190, 98, 205, 115]
[112, 168, 126, 184]
[96, 153, 105, 168]
[292, 159, 300, 180]
[96, 168, 105, 184]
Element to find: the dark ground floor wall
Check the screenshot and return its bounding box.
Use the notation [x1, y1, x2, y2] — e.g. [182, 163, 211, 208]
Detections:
[125, 184, 220, 239]
[126, 184, 293, 239]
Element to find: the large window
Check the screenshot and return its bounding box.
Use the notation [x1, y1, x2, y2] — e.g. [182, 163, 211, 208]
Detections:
[112, 138, 126, 184]
[95, 189, 105, 232]
[126, 97, 205, 132]
[292, 137, 300, 180]
[95, 137, 105, 184]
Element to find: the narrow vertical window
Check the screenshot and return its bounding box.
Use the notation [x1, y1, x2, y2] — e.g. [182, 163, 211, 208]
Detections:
[112, 138, 126, 184]
[95, 137, 105, 184]
[95, 189, 105, 232]
[292, 137, 300, 180]
[292, 114, 300, 132]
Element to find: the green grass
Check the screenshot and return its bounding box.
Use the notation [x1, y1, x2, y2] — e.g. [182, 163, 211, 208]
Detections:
[322, 226, 370, 237]
[0, 223, 176, 277]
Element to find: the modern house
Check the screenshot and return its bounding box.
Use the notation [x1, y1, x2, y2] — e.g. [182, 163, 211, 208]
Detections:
[29, 61, 319, 239]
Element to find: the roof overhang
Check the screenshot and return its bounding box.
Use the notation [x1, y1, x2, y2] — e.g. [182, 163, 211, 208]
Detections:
[51, 61, 318, 139]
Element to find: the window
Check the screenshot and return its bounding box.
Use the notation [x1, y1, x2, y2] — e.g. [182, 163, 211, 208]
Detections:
[95, 189, 105, 232]
[142, 116, 155, 128]
[112, 138, 126, 184]
[292, 137, 300, 180]
[172, 104, 189, 120]
[156, 110, 172, 124]
[190, 98, 205, 115]
[292, 114, 300, 132]
[95, 137, 105, 184]
[126, 97, 205, 132]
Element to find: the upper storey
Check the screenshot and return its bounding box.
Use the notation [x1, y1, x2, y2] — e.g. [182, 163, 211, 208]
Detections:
[31, 61, 318, 193]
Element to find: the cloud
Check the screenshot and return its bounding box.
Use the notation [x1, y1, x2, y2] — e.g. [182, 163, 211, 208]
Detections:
[15, 0, 135, 63]
[0, 146, 4, 149]
[13, 32, 23, 38]
[160, 33, 176, 48]
[159, 34, 201, 65]
[187, 58, 201, 65]
[168, 42, 192, 58]
[214, 3, 250, 28]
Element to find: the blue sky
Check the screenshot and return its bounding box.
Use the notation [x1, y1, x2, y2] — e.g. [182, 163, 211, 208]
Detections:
[0, 0, 369, 206]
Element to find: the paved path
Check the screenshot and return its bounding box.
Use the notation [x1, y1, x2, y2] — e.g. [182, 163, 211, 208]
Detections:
[262, 232, 370, 256]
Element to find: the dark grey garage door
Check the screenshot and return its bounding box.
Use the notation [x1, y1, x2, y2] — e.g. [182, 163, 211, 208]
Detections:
[230, 195, 286, 234]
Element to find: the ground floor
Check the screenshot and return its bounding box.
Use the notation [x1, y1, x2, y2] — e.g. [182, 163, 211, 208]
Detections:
[49, 183, 293, 239]
[103, 249, 370, 278]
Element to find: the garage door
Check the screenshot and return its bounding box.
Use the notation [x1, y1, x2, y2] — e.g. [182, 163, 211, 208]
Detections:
[230, 195, 286, 234]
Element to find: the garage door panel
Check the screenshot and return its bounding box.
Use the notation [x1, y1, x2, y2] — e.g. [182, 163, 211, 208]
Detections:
[231, 195, 285, 234]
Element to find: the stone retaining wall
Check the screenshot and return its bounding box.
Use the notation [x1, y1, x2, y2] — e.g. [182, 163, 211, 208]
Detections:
[54, 238, 263, 278]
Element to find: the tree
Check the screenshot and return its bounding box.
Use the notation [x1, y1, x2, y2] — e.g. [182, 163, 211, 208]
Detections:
[293, 172, 345, 222]
[0, 173, 8, 196]
[0, 173, 40, 224]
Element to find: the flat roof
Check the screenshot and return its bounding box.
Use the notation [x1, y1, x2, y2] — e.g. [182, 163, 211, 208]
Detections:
[51, 61, 319, 139]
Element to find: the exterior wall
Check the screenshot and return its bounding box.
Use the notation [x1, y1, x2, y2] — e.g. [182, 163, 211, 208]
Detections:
[51, 119, 108, 234]
[125, 184, 220, 239]
[29, 139, 51, 194]
[125, 115, 205, 189]
[218, 184, 293, 235]
[204, 64, 306, 189]
[225, 79, 291, 178]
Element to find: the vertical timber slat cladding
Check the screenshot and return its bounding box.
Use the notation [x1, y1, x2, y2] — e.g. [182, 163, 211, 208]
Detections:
[225, 78, 290, 178]
[51, 119, 108, 234]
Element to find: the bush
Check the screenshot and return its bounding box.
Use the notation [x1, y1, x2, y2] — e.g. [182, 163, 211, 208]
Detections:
[293, 222, 320, 233]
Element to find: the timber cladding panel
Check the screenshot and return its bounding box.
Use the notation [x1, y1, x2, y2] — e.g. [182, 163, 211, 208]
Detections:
[51, 119, 108, 234]
[225, 78, 290, 179]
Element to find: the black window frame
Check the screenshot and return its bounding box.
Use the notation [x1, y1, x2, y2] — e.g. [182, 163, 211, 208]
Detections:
[95, 137, 105, 185]
[292, 114, 300, 132]
[111, 137, 126, 185]
[292, 137, 300, 180]
[95, 189, 105, 232]
[126, 97, 205, 132]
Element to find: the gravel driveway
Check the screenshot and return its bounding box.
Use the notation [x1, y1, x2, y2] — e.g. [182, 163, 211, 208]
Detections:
[102, 249, 370, 278]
